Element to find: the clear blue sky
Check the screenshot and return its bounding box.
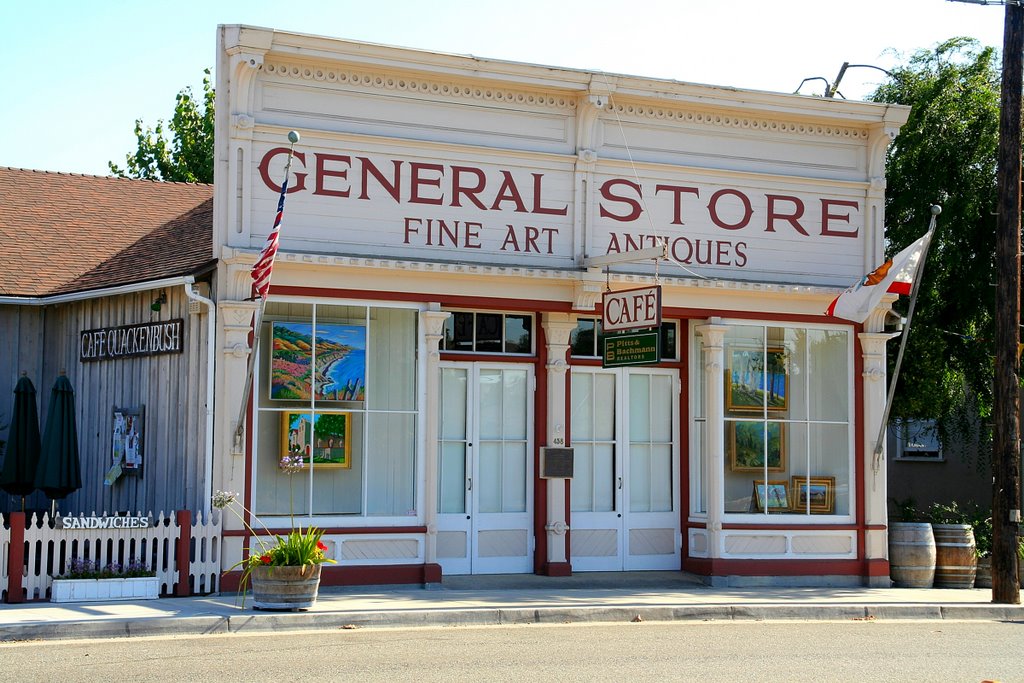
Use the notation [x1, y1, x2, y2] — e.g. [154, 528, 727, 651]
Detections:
[1, 0, 1008, 177]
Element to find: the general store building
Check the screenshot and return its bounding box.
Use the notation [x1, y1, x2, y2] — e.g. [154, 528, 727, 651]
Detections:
[209, 26, 911, 588]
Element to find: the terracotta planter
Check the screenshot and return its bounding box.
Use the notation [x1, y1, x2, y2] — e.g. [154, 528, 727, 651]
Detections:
[888, 522, 936, 588]
[251, 564, 322, 611]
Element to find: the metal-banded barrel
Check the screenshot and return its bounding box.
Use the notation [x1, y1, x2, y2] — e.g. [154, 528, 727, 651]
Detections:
[888, 522, 936, 588]
[932, 523, 976, 589]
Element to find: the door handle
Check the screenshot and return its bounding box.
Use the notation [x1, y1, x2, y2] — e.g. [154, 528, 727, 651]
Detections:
[618, 477, 623, 490]
[467, 478, 472, 491]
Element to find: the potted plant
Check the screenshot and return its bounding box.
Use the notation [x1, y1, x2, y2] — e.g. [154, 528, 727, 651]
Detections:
[887, 497, 936, 588]
[51, 558, 158, 603]
[926, 501, 977, 588]
[213, 455, 335, 610]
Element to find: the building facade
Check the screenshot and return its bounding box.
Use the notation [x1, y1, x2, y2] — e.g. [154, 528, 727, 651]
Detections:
[0, 169, 215, 518]
[213, 26, 910, 586]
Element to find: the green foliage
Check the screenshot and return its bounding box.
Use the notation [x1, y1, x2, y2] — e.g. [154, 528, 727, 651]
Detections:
[925, 500, 972, 525]
[55, 557, 155, 580]
[109, 68, 215, 183]
[870, 38, 1001, 452]
[889, 496, 920, 522]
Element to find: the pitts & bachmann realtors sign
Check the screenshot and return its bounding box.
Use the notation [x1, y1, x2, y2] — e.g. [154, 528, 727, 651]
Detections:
[80, 319, 184, 362]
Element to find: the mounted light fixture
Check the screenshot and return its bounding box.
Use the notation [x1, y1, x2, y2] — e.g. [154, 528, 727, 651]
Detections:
[150, 290, 167, 312]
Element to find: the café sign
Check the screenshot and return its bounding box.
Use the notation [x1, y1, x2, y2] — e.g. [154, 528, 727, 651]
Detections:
[80, 319, 184, 362]
[602, 285, 661, 333]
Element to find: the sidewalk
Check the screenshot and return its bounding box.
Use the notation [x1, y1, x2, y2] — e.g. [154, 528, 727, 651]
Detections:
[1, 572, 1021, 642]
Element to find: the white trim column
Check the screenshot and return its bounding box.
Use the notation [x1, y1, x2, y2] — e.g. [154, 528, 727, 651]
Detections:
[542, 312, 578, 572]
[695, 320, 728, 560]
[859, 330, 894, 586]
[421, 306, 451, 567]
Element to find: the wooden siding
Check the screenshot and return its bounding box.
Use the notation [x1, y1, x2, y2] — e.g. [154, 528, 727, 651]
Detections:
[0, 286, 210, 515]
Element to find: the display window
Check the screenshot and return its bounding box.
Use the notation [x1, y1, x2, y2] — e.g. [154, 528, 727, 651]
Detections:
[692, 322, 853, 519]
[253, 301, 419, 520]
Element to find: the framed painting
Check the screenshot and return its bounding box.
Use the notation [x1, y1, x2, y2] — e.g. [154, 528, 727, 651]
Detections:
[111, 406, 144, 477]
[725, 346, 788, 412]
[791, 476, 835, 514]
[728, 420, 786, 472]
[280, 411, 352, 469]
[753, 480, 790, 512]
[270, 321, 366, 401]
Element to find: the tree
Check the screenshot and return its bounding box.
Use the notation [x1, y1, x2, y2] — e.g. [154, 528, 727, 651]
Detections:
[109, 69, 214, 183]
[870, 38, 1002, 451]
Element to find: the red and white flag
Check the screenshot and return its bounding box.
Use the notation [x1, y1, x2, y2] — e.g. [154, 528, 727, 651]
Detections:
[250, 174, 291, 299]
[826, 230, 933, 323]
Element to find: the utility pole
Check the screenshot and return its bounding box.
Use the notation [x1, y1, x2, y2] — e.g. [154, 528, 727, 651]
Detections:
[993, 1, 1022, 604]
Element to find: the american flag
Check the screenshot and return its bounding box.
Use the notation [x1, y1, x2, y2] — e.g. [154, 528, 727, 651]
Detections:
[251, 174, 290, 299]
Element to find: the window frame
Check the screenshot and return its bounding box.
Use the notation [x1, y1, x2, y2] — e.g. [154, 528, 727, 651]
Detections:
[250, 296, 425, 527]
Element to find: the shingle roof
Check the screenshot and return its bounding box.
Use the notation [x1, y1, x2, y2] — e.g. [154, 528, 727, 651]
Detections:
[0, 168, 214, 297]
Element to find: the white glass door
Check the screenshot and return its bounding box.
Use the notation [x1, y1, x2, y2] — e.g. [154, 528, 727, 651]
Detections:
[437, 363, 533, 575]
[570, 367, 680, 571]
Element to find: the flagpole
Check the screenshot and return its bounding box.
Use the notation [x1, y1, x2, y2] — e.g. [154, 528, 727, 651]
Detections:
[871, 204, 941, 473]
[233, 131, 300, 452]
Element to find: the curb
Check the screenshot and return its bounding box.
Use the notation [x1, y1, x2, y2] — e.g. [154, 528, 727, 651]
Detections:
[2, 603, 1022, 643]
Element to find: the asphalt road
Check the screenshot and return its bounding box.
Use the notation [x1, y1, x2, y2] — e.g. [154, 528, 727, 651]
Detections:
[1, 619, 1021, 682]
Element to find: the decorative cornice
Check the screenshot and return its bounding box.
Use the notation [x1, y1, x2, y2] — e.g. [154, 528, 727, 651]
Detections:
[263, 60, 577, 111]
[608, 102, 869, 141]
[247, 250, 843, 297]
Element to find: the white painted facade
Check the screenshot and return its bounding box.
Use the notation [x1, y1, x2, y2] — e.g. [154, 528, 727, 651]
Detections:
[213, 25, 908, 586]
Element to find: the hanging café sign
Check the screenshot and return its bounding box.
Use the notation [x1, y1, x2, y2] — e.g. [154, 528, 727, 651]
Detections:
[80, 319, 184, 362]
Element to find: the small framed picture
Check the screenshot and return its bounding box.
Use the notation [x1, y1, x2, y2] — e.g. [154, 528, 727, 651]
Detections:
[728, 420, 786, 472]
[753, 480, 790, 512]
[280, 411, 352, 469]
[791, 476, 835, 514]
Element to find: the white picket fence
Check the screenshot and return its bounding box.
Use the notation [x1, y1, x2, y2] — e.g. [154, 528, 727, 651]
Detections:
[0, 511, 222, 602]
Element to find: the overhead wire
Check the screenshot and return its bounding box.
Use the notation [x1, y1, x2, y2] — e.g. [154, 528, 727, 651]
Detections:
[600, 82, 707, 281]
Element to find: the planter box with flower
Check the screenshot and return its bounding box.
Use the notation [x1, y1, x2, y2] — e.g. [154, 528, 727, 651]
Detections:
[51, 559, 159, 603]
[213, 455, 335, 611]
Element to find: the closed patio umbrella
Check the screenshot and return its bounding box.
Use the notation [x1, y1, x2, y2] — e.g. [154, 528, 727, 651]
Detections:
[0, 374, 42, 501]
[35, 373, 81, 500]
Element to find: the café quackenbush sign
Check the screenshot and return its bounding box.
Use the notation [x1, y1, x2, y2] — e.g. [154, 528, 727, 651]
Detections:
[80, 319, 184, 363]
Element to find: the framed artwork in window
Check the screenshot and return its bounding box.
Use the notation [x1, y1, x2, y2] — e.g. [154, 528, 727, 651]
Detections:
[725, 346, 788, 412]
[280, 411, 352, 469]
[791, 476, 835, 514]
[728, 420, 786, 472]
[753, 480, 790, 512]
[270, 322, 366, 401]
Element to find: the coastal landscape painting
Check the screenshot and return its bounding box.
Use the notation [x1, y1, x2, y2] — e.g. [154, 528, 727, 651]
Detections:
[270, 322, 366, 401]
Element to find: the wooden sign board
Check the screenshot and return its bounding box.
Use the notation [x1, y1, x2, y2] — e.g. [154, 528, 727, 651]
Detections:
[602, 286, 661, 333]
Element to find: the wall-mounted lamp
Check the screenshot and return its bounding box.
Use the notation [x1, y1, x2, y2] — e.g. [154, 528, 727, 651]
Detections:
[151, 290, 167, 312]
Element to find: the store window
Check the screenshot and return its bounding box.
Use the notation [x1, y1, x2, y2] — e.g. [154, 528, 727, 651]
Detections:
[695, 323, 852, 518]
[253, 301, 418, 520]
[891, 419, 943, 461]
[570, 318, 678, 360]
[442, 311, 533, 354]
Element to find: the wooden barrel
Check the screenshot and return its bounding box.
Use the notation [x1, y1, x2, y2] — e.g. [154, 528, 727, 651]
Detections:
[888, 522, 936, 588]
[251, 564, 322, 610]
[974, 556, 991, 589]
[932, 524, 976, 588]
